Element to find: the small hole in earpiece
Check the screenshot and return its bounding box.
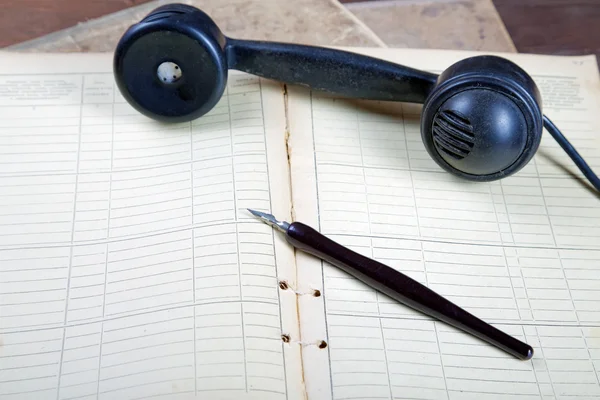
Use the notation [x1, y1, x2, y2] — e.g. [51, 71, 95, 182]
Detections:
[318, 340, 327, 349]
[281, 334, 290, 343]
[313, 289, 321, 297]
[157, 61, 182, 84]
[279, 281, 289, 290]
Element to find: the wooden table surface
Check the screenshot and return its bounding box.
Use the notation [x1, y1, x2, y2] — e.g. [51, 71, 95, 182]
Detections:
[3, 0, 515, 53]
[1, 0, 598, 68]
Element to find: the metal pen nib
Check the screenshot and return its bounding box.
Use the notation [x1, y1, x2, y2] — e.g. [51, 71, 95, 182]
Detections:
[247, 209, 290, 233]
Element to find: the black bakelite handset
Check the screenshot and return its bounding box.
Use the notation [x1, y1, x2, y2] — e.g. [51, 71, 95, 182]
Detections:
[113, 3, 600, 189]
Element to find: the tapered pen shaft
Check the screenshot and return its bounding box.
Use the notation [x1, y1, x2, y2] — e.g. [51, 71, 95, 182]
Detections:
[247, 208, 534, 360]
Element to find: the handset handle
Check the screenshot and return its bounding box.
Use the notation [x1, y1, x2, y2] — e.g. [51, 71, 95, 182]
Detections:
[226, 39, 438, 103]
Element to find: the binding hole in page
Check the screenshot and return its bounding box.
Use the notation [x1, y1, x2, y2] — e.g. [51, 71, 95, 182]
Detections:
[278, 280, 321, 296]
[281, 334, 328, 348]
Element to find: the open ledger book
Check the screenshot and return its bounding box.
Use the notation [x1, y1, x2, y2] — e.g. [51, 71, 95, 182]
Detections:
[1, 47, 599, 400]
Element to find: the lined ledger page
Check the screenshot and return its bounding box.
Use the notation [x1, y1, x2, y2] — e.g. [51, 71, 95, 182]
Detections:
[0, 52, 304, 400]
[288, 48, 600, 400]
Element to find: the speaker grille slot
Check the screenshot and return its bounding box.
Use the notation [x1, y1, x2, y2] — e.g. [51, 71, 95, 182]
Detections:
[432, 110, 475, 160]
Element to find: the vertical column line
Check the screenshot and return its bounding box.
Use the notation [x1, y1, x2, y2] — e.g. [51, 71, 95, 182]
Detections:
[355, 104, 379, 317]
[489, 184, 522, 321]
[581, 328, 600, 386]
[522, 326, 543, 398]
[227, 85, 248, 392]
[401, 104, 427, 290]
[378, 317, 394, 399]
[96, 81, 116, 398]
[190, 119, 198, 395]
[495, 179, 525, 322]
[57, 74, 85, 400]
[535, 326, 558, 398]
[258, 79, 288, 398]
[433, 322, 450, 399]
[310, 92, 335, 398]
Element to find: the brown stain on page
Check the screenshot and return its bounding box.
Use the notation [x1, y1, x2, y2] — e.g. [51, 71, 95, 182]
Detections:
[282, 82, 307, 400]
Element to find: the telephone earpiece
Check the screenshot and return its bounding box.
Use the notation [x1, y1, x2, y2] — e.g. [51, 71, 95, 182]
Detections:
[114, 4, 599, 190]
